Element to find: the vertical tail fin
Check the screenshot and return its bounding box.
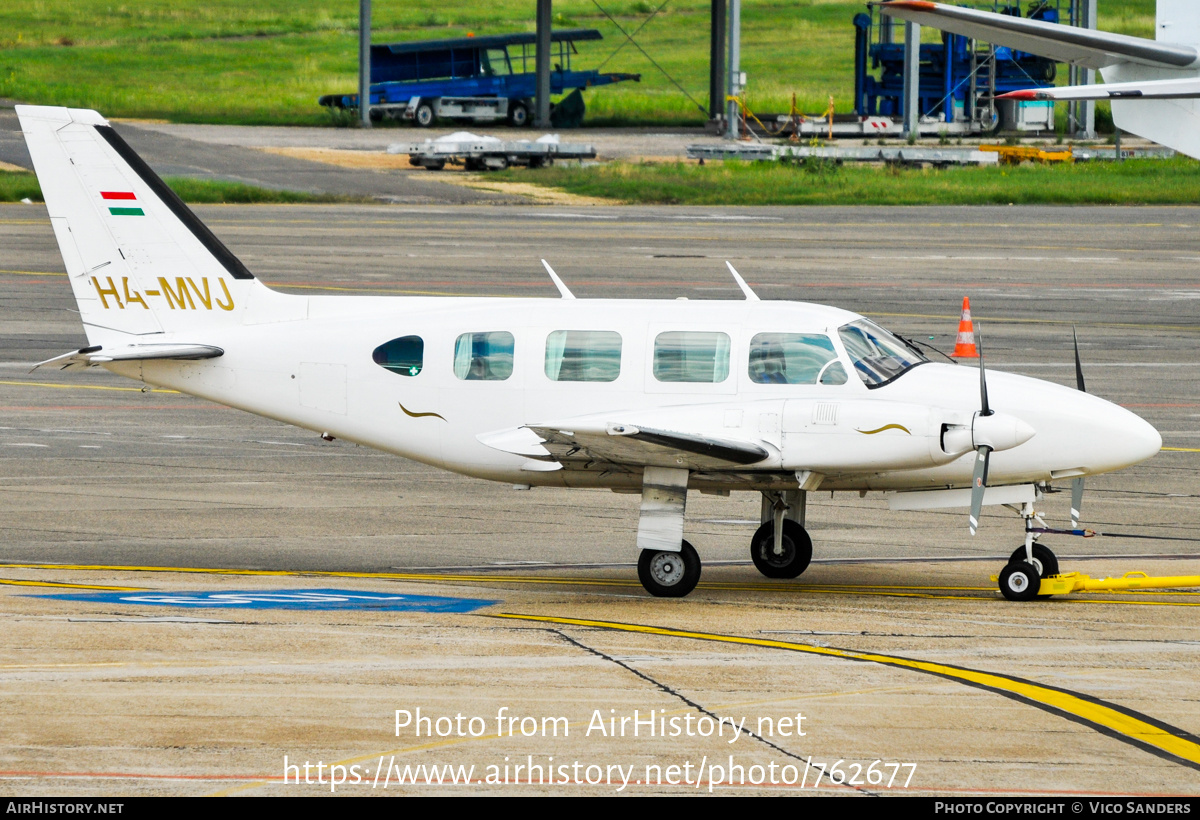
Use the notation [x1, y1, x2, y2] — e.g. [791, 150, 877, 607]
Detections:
[1157, 0, 1200, 47]
[17, 105, 267, 345]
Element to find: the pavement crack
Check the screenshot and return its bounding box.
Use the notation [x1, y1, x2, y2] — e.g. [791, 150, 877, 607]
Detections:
[547, 627, 877, 795]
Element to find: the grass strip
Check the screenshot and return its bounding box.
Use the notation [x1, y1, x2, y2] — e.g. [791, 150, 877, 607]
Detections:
[0, 170, 364, 204]
[0, 0, 1159, 126]
[495, 156, 1200, 205]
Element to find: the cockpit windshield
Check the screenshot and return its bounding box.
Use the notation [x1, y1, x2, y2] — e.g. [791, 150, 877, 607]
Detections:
[838, 319, 927, 388]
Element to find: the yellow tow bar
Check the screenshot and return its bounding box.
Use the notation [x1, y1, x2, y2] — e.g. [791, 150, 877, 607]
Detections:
[1036, 571, 1200, 596]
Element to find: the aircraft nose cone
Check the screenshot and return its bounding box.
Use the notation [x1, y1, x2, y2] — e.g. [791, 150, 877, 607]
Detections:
[1083, 397, 1161, 472]
[1125, 411, 1162, 465]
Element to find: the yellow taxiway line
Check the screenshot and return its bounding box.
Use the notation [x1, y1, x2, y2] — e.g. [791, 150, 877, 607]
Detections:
[2, 562, 1196, 606]
[493, 613, 1200, 770]
[0, 578, 145, 591]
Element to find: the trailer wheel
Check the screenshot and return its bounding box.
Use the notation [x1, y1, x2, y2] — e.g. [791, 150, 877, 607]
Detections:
[507, 102, 529, 127]
[415, 103, 435, 127]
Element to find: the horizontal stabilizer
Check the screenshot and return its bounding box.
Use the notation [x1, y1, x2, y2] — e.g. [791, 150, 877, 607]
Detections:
[33, 343, 224, 372]
[875, 2, 1199, 70]
[1000, 77, 1200, 101]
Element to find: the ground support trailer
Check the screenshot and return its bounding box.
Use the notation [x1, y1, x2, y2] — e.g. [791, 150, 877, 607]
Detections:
[390, 133, 596, 171]
[852, 5, 1061, 134]
[319, 29, 639, 127]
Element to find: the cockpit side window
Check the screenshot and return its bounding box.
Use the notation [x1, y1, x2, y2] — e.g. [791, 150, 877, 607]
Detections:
[838, 320, 927, 388]
[748, 333, 841, 385]
[372, 335, 424, 377]
[454, 331, 514, 381]
[653, 331, 730, 383]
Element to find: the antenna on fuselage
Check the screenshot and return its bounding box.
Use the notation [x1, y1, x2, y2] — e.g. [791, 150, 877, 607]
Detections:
[540, 259, 575, 299]
[725, 261, 760, 301]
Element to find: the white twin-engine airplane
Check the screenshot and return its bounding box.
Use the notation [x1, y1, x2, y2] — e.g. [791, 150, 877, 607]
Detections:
[877, 0, 1200, 161]
[17, 105, 1161, 600]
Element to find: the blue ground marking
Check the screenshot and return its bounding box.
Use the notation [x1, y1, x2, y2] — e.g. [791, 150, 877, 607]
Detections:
[32, 588, 498, 612]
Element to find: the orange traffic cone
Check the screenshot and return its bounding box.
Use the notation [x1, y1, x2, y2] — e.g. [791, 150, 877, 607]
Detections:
[952, 297, 979, 358]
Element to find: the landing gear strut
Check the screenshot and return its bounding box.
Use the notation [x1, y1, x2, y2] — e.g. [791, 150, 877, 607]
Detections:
[751, 490, 813, 579]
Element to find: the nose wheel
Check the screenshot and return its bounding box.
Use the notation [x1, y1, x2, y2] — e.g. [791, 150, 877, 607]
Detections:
[638, 540, 701, 598]
[1009, 543, 1058, 578]
[998, 560, 1042, 601]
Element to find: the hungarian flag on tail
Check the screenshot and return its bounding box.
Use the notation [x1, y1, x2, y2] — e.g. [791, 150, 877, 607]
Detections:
[100, 190, 143, 216]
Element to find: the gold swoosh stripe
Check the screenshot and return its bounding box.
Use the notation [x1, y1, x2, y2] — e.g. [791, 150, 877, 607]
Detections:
[492, 613, 1200, 770]
[857, 424, 911, 435]
[398, 402, 446, 421]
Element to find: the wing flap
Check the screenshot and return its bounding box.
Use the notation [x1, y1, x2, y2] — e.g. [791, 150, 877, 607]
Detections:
[480, 421, 770, 471]
[875, 2, 1199, 70]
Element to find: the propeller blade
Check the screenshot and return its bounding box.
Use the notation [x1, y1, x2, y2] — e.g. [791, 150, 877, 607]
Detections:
[977, 319, 992, 417]
[1072, 326, 1086, 393]
[969, 445, 992, 535]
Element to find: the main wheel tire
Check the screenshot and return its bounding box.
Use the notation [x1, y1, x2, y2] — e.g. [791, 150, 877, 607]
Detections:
[1009, 543, 1058, 578]
[638, 540, 701, 598]
[750, 519, 813, 579]
[507, 101, 529, 127]
[999, 560, 1042, 602]
[415, 103, 435, 127]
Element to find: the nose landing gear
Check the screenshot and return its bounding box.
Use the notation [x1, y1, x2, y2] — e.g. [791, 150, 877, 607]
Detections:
[998, 502, 1059, 601]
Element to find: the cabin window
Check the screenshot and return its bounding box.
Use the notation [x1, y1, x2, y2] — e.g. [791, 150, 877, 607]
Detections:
[454, 331, 514, 381]
[372, 335, 424, 377]
[653, 331, 730, 383]
[748, 333, 845, 385]
[838, 320, 927, 388]
[545, 330, 622, 382]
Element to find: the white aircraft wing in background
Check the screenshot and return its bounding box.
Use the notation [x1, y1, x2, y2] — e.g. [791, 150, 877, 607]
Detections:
[1001, 76, 1200, 101]
[874, 1, 1198, 69]
[876, 0, 1200, 160]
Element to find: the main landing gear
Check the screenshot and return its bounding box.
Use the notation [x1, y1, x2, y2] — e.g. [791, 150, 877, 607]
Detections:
[997, 502, 1059, 602]
[637, 540, 701, 598]
[751, 490, 813, 579]
[633, 470, 816, 598]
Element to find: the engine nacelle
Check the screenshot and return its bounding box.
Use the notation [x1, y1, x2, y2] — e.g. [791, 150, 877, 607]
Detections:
[942, 412, 1036, 456]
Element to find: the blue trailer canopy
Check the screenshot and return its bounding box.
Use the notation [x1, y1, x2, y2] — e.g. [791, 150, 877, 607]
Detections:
[319, 27, 639, 123]
[370, 29, 604, 85]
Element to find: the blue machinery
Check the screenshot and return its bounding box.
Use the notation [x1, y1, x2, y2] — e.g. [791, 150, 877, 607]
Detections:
[319, 28, 639, 127]
[853, 3, 1060, 130]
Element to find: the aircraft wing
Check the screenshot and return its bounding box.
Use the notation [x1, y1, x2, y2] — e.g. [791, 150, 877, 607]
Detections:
[874, 1, 1200, 70]
[33, 343, 224, 372]
[1000, 76, 1200, 101]
[479, 421, 770, 472]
